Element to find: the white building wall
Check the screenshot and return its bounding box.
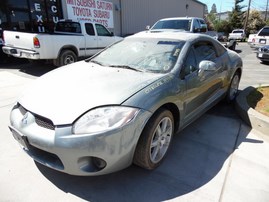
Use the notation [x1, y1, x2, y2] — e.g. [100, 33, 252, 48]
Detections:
[121, 0, 205, 36]
[61, 0, 122, 35]
[61, 0, 205, 36]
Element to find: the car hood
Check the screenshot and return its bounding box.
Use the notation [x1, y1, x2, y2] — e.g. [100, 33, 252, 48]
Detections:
[19, 61, 163, 125]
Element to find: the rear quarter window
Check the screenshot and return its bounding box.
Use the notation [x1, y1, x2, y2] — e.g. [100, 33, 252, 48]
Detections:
[55, 22, 81, 33]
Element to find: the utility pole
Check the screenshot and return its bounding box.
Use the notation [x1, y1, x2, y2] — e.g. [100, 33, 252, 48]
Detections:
[244, 0, 251, 32]
[265, 0, 269, 21]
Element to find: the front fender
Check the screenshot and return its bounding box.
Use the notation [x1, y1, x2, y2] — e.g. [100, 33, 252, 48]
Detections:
[123, 74, 185, 115]
[227, 50, 243, 81]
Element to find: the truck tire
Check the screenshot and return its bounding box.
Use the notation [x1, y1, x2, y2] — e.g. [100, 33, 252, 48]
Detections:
[55, 50, 77, 67]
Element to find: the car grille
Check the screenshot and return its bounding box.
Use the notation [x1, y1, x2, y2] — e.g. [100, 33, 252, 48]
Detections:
[26, 143, 64, 171]
[35, 114, 55, 130]
[18, 104, 55, 130]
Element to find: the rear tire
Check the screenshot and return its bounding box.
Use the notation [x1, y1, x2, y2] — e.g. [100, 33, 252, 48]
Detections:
[133, 108, 174, 170]
[55, 50, 77, 67]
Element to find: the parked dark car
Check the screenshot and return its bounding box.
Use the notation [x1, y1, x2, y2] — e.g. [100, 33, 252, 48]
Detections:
[257, 45, 269, 63]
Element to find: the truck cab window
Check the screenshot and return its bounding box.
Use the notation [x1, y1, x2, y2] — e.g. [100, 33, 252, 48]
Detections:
[85, 23, 95, 36]
[96, 24, 111, 36]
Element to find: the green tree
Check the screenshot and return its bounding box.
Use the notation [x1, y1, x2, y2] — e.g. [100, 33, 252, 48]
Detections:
[229, 0, 246, 29]
[205, 13, 217, 30]
[246, 10, 266, 34]
[214, 20, 232, 34]
[210, 3, 217, 13]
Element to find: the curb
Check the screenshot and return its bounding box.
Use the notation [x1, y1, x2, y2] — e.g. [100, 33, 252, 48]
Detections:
[235, 85, 269, 136]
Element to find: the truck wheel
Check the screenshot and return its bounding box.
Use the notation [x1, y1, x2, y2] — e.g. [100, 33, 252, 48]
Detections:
[58, 50, 77, 67]
[133, 108, 174, 170]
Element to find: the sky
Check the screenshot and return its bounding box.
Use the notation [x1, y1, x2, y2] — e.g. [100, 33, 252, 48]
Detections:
[199, 0, 268, 13]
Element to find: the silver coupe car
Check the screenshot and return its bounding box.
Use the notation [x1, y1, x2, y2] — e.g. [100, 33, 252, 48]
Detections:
[9, 31, 243, 176]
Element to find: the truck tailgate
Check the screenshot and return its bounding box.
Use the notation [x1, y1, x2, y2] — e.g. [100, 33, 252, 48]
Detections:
[4, 30, 37, 50]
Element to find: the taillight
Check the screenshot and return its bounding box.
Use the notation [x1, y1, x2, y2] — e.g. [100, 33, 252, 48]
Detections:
[252, 38, 255, 43]
[33, 37, 40, 48]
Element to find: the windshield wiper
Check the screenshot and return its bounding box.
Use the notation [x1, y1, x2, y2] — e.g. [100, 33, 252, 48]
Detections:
[90, 60, 104, 66]
[109, 65, 142, 72]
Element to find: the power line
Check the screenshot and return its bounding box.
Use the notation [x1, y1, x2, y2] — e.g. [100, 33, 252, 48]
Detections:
[251, 0, 266, 10]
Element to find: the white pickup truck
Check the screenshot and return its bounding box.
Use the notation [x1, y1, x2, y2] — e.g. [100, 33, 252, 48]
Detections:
[228, 29, 246, 42]
[2, 20, 122, 66]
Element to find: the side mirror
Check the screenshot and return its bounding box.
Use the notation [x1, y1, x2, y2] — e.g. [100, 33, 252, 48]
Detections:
[200, 24, 207, 33]
[146, 25, 150, 30]
[198, 60, 217, 76]
[110, 32, 114, 36]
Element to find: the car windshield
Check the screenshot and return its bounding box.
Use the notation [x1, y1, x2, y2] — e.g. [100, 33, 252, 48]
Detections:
[151, 20, 191, 31]
[90, 37, 185, 73]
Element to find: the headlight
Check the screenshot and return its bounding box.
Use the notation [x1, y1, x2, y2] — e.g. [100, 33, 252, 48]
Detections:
[73, 106, 140, 134]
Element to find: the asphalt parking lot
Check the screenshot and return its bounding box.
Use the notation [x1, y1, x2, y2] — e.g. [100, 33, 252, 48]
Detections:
[1, 43, 269, 202]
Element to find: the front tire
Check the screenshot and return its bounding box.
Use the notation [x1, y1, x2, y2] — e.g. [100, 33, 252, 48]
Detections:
[133, 108, 174, 170]
[226, 72, 240, 102]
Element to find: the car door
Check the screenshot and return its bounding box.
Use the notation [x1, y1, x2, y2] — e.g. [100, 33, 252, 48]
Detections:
[95, 24, 115, 50]
[85, 23, 98, 56]
[181, 40, 224, 121]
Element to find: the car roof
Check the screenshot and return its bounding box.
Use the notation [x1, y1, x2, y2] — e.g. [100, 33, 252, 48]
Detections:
[129, 31, 212, 41]
[157, 17, 204, 21]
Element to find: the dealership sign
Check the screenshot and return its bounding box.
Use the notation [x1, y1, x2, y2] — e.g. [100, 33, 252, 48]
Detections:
[66, 0, 114, 28]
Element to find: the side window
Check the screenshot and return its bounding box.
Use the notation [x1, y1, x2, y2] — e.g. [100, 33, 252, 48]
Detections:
[182, 48, 198, 76]
[198, 19, 207, 32]
[193, 42, 217, 63]
[199, 19, 206, 26]
[214, 40, 227, 56]
[95, 24, 111, 36]
[193, 20, 200, 31]
[85, 23, 95, 36]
